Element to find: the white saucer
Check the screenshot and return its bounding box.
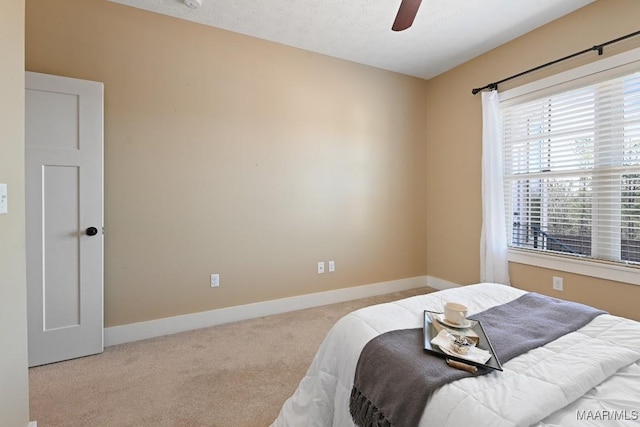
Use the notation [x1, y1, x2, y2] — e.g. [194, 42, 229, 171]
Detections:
[437, 314, 472, 329]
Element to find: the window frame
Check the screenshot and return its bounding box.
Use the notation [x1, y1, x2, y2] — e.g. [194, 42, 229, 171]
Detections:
[500, 46, 640, 286]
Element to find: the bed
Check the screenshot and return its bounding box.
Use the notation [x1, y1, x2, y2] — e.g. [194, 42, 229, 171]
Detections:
[271, 283, 640, 426]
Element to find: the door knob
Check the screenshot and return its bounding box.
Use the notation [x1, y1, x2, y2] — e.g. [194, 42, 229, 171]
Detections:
[86, 227, 99, 236]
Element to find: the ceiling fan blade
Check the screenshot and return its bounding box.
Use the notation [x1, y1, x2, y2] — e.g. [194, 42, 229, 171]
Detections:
[392, 0, 422, 31]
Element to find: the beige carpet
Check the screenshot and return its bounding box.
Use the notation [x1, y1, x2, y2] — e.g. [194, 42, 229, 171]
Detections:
[30, 286, 436, 427]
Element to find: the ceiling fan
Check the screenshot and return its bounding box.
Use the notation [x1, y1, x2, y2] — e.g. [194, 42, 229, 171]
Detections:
[392, 0, 423, 31]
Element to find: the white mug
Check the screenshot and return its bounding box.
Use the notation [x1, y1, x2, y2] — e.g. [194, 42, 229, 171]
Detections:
[444, 302, 468, 325]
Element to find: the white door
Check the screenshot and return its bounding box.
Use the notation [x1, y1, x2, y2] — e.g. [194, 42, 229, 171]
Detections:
[25, 72, 104, 367]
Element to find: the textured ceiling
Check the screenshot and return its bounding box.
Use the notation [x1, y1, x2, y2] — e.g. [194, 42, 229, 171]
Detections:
[108, 0, 594, 80]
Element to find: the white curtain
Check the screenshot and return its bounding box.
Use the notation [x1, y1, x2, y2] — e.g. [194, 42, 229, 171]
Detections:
[480, 90, 510, 285]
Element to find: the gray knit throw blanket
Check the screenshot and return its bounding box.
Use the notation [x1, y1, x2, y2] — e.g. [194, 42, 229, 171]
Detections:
[349, 292, 606, 427]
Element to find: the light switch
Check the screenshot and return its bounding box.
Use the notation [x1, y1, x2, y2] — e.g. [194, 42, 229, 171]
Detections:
[0, 184, 7, 214]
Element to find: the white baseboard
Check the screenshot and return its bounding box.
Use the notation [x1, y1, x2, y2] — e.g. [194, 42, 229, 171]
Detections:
[28, 422, 37, 427]
[105, 275, 432, 346]
[426, 276, 461, 290]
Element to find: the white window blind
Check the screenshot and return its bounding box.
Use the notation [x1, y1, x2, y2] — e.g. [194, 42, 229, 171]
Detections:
[502, 71, 640, 265]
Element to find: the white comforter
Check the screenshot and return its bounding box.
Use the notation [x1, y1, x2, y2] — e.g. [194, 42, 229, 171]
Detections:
[272, 283, 640, 427]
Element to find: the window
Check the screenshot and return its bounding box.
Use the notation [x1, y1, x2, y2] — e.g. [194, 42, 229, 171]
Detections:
[502, 70, 640, 267]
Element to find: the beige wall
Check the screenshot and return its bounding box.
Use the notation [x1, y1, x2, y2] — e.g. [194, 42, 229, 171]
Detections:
[0, 1, 30, 426]
[25, 0, 429, 327]
[426, 0, 640, 320]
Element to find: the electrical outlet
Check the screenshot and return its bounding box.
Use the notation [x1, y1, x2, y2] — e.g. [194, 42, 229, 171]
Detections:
[210, 273, 220, 287]
[0, 183, 7, 215]
[552, 276, 563, 291]
[328, 260, 335, 272]
[317, 262, 325, 274]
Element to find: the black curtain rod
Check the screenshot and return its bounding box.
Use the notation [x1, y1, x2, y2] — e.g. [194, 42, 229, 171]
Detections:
[471, 29, 640, 95]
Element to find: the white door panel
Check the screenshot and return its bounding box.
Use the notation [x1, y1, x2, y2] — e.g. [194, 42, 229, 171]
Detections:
[44, 165, 80, 329]
[26, 72, 104, 367]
